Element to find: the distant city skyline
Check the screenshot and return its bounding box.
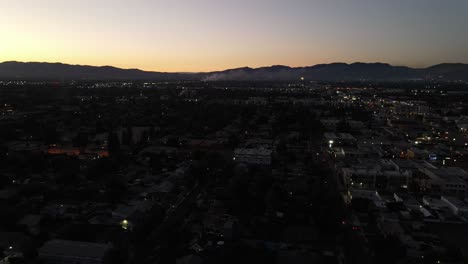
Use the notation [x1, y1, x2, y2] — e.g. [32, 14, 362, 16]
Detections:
[1, 0, 467, 72]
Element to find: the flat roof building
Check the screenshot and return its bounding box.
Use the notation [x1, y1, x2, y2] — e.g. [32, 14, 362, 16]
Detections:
[38, 240, 111, 264]
[234, 148, 272, 165]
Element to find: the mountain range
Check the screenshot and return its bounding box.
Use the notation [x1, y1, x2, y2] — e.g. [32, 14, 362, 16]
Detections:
[1, 61, 468, 82]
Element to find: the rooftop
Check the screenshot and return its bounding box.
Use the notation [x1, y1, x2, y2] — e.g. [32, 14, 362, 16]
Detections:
[39, 240, 111, 259]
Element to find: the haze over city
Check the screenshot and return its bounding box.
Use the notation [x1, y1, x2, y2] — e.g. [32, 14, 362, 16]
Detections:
[1, 0, 468, 72]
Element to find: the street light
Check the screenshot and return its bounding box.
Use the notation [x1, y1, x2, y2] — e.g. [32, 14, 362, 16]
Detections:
[121, 219, 130, 230]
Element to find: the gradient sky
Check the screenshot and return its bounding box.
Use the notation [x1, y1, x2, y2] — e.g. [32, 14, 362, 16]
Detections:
[1, 0, 467, 72]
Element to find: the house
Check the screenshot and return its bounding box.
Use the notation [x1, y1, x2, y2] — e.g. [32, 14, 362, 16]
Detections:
[0, 232, 32, 259]
[350, 189, 386, 208]
[324, 133, 356, 147]
[441, 196, 468, 218]
[17, 214, 42, 236]
[176, 255, 203, 264]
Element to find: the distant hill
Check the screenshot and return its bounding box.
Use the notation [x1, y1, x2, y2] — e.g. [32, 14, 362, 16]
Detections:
[1, 61, 468, 81]
[204, 63, 468, 81]
[0, 61, 197, 81]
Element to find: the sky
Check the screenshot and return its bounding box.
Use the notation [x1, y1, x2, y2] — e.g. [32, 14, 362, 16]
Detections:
[1, 0, 467, 72]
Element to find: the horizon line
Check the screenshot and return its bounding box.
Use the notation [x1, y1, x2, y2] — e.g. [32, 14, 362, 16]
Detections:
[1, 60, 467, 74]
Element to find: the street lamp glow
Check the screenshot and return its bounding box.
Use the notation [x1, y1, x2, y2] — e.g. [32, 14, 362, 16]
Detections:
[121, 219, 130, 230]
